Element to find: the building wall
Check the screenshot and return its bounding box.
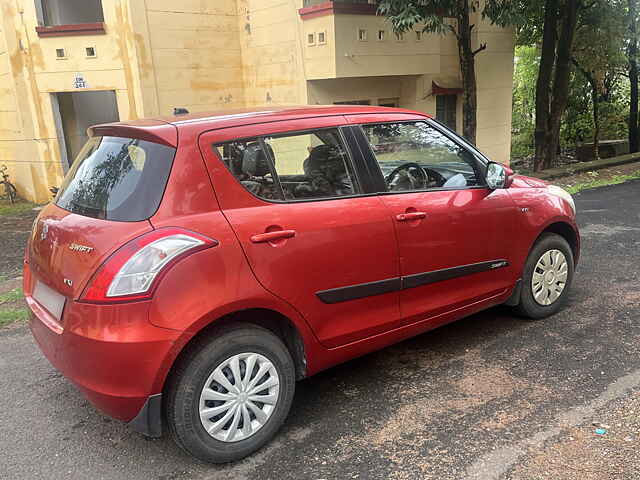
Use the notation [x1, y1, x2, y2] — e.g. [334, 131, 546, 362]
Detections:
[301, 14, 336, 80]
[333, 16, 440, 79]
[0, 0, 151, 202]
[1, 1, 64, 203]
[0, 1, 514, 202]
[308, 75, 405, 105]
[238, 0, 308, 107]
[140, 0, 245, 115]
[473, 8, 515, 164]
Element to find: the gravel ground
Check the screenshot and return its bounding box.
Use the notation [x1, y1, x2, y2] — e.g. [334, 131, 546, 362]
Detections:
[0, 201, 38, 279]
[0, 180, 639, 480]
[508, 391, 640, 479]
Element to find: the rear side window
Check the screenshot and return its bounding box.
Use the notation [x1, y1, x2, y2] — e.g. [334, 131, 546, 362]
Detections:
[214, 128, 359, 202]
[55, 136, 175, 221]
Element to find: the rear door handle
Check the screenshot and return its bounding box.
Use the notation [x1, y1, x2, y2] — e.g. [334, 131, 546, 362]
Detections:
[396, 212, 427, 222]
[250, 230, 296, 243]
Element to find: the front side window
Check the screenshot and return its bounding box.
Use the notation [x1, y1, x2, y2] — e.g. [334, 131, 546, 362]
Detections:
[214, 128, 359, 202]
[361, 122, 485, 192]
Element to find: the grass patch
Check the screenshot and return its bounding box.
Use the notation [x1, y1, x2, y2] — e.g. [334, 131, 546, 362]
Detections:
[566, 170, 640, 194]
[0, 308, 29, 327]
[0, 200, 39, 217]
[0, 288, 23, 304]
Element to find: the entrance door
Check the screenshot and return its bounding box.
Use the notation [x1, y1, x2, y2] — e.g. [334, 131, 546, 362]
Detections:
[53, 90, 119, 169]
[199, 118, 401, 348]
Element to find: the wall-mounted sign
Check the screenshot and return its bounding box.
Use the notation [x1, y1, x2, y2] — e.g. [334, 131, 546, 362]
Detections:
[73, 73, 88, 89]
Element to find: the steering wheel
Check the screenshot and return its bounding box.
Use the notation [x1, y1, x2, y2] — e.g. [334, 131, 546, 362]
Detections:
[385, 163, 446, 190]
[422, 167, 447, 187]
[385, 163, 427, 190]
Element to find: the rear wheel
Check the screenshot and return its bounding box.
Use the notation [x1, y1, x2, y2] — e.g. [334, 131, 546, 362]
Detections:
[165, 324, 295, 463]
[516, 233, 574, 319]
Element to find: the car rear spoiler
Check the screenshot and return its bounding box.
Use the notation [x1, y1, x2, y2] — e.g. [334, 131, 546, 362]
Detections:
[88, 120, 178, 148]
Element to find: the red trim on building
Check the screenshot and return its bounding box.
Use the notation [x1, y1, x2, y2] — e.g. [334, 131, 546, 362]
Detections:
[35, 22, 106, 38]
[432, 81, 463, 96]
[299, 2, 378, 20]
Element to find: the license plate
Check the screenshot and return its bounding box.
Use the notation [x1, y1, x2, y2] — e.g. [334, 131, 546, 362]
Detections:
[33, 281, 66, 321]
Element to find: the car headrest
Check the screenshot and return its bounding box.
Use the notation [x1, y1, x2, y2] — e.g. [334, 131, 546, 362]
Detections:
[304, 145, 343, 176]
[242, 142, 274, 177]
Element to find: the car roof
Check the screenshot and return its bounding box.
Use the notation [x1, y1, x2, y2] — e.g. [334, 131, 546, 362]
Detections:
[89, 105, 430, 148]
[160, 105, 429, 128]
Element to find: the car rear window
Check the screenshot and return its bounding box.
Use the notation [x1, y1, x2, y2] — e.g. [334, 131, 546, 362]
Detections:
[55, 136, 176, 221]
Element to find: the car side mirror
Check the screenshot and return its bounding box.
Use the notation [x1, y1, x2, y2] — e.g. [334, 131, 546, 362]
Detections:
[486, 162, 513, 189]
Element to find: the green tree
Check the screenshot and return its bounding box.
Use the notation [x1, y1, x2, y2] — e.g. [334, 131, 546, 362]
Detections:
[511, 46, 538, 158]
[571, 0, 627, 159]
[628, 0, 639, 153]
[377, 0, 514, 144]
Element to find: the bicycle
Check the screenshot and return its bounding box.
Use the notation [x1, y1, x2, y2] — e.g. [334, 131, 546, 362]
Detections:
[0, 164, 17, 204]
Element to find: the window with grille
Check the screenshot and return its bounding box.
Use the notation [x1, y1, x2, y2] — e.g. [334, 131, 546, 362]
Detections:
[436, 95, 457, 131]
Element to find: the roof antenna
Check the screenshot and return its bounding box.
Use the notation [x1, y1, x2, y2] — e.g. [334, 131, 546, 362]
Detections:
[173, 107, 189, 116]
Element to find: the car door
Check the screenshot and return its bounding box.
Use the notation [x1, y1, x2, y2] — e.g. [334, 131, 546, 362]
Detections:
[348, 115, 520, 325]
[199, 117, 401, 348]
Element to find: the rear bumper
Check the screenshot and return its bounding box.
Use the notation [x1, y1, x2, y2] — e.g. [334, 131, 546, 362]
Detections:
[28, 292, 180, 424]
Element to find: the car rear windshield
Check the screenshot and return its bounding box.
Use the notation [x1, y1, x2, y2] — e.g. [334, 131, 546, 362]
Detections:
[55, 136, 176, 221]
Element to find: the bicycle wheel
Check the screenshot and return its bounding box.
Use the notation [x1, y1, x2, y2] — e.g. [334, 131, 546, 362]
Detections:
[5, 182, 17, 204]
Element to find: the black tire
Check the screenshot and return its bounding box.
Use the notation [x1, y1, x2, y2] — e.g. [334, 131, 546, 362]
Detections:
[516, 233, 574, 319]
[165, 323, 295, 463]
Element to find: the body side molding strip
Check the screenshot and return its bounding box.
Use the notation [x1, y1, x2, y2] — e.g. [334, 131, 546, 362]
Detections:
[316, 278, 402, 304]
[401, 260, 509, 290]
[315, 260, 510, 304]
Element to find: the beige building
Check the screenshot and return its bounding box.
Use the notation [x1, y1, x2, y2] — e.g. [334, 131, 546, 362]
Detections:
[0, 0, 514, 203]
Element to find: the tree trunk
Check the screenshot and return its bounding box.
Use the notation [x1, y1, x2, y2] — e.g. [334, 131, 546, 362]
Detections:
[571, 57, 599, 160]
[629, 0, 639, 153]
[534, 0, 559, 172]
[545, 0, 579, 169]
[456, 0, 478, 144]
[592, 83, 600, 160]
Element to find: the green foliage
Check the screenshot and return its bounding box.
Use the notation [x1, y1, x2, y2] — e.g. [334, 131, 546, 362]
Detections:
[0, 200, 37, 217]
[566, 169, 640, 194]
[511, 46, 538, 158]
[0, 308, 29, 328]
[0, 288, 23, 304]
[376, 0, 516, 35]
[511, 0, 631, 159]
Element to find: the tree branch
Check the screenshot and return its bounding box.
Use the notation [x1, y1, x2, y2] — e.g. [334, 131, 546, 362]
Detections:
[570, 56, 596, 86]
[472, 43, 487, 56]
[579, 0, 598, 11]
[447, 23, 460, 40]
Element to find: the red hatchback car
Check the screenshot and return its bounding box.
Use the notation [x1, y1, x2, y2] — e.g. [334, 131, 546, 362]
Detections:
[25, 106, 579, 463]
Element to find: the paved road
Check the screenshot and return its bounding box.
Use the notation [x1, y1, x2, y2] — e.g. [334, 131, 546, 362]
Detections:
[1, 180, 639, 480]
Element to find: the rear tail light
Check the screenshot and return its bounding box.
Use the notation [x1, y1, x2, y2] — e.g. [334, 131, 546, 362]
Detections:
[81, 228, 217, 303]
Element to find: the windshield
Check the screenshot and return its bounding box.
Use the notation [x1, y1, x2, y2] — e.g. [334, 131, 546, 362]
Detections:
[55, 136, 176, 221]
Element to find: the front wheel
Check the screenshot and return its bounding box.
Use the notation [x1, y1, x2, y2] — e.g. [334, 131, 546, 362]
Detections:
[165, 324, 296, 463]
[516, 233, 575, 319]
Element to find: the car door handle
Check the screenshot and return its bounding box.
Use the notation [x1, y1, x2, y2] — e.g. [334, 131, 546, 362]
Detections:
[396, 212, 427, 222]
[250, 230, 296, 243]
